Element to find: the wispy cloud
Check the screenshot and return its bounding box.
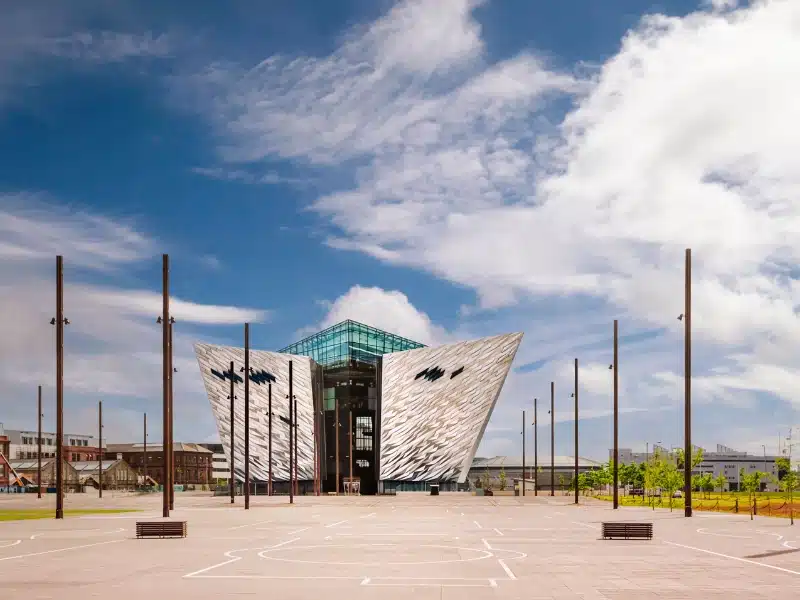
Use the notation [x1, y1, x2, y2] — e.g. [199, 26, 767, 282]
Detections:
[0, 196, 268, 441]
[43, 31, 171, 62]
[179, 0, 800, 456]
[190, 166, 308, 187]
[0, 1, 171, 109]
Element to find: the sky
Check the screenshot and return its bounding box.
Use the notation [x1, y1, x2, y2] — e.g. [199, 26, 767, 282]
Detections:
[1, 0, 799, 461]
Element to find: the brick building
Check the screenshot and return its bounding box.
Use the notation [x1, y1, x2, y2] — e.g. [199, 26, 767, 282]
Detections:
[105, 443, 213, 486]
[0, 423, 11, 487]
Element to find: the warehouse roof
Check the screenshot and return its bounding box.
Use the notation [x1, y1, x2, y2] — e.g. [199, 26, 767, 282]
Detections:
[106, 442, 212, 453]
[71, 460, 124, 474]
[471, 456, 602, 469]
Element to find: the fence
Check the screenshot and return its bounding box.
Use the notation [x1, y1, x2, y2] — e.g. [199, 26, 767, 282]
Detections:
[598, 492, 799, 519]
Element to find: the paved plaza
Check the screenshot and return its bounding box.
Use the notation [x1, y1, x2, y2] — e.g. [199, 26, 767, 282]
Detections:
[1, 492, 799, 599]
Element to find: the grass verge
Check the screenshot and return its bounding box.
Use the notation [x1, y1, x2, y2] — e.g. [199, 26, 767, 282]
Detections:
[0, 508, 139, 521]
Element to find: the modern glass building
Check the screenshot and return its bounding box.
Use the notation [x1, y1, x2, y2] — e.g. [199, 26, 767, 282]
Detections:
[279, 320, 424, 494]
[195, 321, 522, 496]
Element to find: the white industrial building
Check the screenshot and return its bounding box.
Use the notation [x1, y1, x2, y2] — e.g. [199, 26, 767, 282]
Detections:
[4, 429, 100, 461]
[611, 444, 778, 492]
[198, 442, 230, 482]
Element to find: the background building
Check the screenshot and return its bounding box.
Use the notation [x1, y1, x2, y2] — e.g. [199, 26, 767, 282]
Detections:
[0, 423, 10, 488]
[612, 444, 778, 492]
[105, 442, 213, 487]
[198, 443, 229, 484]
[469, 456, 601, 491]
[196, 320, 522, 495]
[8, 458, 80, 490]
[72, 460, 139, 491]
[5, 429, 102, 462]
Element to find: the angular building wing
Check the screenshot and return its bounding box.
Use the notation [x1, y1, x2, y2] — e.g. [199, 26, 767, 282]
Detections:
[194, 343, 320, 483]
[378, 333, 523, 483]
[194, 322, 522, 493]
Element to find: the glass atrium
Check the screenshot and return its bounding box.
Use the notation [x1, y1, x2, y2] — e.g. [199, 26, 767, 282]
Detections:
[279, 320, 424, 369]
[279, 320, 424, 495]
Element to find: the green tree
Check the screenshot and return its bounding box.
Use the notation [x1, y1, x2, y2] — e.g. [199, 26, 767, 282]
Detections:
[656, 460, 684, 511]
[675, 446, 705, 471]
[628, 462, 645, 489]
[776, 457, 798, 525]
[740, 469, 765, 520]
[692, 473, 714, 499]
[498, 467, 507, 490]
[594, 462, 613, 494]
[712, 473, 727, 494]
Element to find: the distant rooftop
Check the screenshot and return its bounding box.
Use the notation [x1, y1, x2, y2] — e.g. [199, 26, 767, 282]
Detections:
[279, 319, 425, 368]
[106, 442, 212, 454]
[472, 456, 602, 469]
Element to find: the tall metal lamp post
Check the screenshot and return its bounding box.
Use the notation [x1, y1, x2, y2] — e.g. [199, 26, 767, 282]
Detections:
[610, 319, 619, 509]
[678, 247, 692, 517]
[50, 255, 70, 519]
[533, 398, 538, 496]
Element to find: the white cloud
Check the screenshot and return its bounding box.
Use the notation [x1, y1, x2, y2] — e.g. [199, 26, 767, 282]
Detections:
[316, 285, 450, 346]
[705, 0, 740, 10]
[0, 2, 170, 110]
[185, 0, 800, 456]
[44, 31, 171, 62]
[0, 197, 268, 441]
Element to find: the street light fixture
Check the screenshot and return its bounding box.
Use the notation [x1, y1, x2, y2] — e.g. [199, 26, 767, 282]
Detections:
[51, 255, 69, 519]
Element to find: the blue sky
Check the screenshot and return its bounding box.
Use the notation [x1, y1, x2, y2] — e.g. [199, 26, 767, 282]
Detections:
[1, 0, 799, 460]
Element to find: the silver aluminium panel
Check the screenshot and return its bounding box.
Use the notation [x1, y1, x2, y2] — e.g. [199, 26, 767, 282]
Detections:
[379, 332, 522, 483]
[194, 343, 316, 482]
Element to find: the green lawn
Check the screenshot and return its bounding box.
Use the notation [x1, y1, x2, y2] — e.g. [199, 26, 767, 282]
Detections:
[0, 508, 139, 521]
[592, 493, 798, 518]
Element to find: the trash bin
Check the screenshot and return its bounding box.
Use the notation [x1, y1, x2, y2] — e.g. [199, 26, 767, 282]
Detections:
[430, 484, 439, 496]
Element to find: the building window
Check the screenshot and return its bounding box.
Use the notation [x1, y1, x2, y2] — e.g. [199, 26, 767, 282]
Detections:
[355, 416, 373, 451]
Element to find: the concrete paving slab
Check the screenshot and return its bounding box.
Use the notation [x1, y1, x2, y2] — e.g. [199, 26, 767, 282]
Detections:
[1, 493, 800, 598]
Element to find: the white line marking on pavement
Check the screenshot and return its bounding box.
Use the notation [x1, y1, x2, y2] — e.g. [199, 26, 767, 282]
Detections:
[493, 528, 504, 536]
[186, 574, 361, 580]
[324, 536, 332, 540]
[337, 533, 447, 536]
[183, 538, 300, 579]
[665, 541, 800, 577]
[361, 512, 376, 518]
[29, 534, 42, 540]
[474, 520, 482, 529]
[288, 528, 309, 535]
[571, 521, 599, 530]
[481, 538, 492, 550]
[361, 577, 371, 585]
[325, 520, 348, 528]
[0, 540, 21, 549]
[489, 579, 498, 588]
[755, 530, 785, 541]
[229, 520, 272, 530]
[498, 559, 516, 580]
[696, 528, 750, 539]
[0, 539, 124, 563]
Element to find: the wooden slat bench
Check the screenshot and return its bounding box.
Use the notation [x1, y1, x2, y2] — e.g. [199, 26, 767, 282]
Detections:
[136, 521, 187, 539]
[601, 522, 653, 540]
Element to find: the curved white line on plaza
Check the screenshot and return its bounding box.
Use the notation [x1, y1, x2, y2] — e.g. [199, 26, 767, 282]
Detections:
[28, 527, 124, 540]
[696, 528, 751, 539]
[0, 540, 22, 549]
[755, 530, 784, 541]
[182, 538, 300, 579]
[257, 543, 493, 567]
